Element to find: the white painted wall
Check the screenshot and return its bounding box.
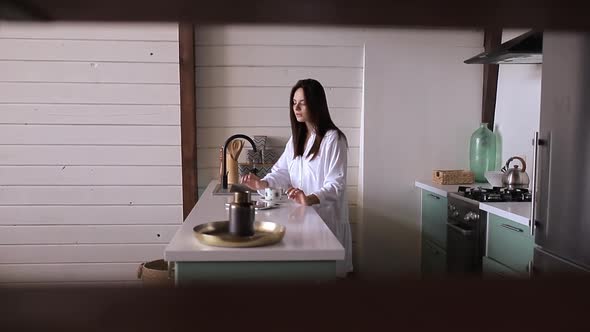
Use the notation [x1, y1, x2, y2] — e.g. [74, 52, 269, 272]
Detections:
[194, 26, 365, 261]
[0, 22, 182, 285]
[493, 29, 542, 173]
[361, 29, 484, 279]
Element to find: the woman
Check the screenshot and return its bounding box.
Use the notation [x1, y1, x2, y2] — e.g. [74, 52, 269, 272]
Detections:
[240, 78, 353, 277]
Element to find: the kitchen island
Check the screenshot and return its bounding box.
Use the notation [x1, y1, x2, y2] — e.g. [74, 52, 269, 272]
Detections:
[164, 180, 344, 285]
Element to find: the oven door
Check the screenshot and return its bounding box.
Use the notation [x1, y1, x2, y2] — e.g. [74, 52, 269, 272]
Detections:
[446, 221, 480, 275]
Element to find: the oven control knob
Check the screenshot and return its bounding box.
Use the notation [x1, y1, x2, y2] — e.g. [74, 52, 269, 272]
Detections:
[463, 212, 480, 222]
[452, 211, 459, 218]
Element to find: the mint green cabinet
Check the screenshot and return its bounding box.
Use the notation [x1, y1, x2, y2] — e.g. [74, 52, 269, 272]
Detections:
[484, 214, 534, 278]
[421, 191, 447, 249]
[420, 189, 448, 276]
[175, 261, 336, 285]
[421, 239, 446, 277]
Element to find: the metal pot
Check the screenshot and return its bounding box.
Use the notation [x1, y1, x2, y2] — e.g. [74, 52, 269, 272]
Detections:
[502, 156, 530, 189]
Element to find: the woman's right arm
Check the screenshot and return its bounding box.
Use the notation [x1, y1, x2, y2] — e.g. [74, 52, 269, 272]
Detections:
[241, 138, 292, 192]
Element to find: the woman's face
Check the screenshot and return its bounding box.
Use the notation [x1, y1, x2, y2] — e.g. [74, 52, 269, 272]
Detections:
[292, 88, 310, 123]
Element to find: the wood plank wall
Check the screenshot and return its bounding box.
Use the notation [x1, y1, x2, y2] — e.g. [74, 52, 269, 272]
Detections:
[0, 22, 182, 285]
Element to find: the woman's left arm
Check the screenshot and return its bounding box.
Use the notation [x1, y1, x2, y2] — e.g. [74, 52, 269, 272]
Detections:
[310, 134, 347, 204]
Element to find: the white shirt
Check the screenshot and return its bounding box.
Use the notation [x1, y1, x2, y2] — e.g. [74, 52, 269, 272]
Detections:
[262, 129, 353, 275]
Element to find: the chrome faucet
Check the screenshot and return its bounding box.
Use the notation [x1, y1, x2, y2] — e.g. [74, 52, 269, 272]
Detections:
[222, 134, 257, 189]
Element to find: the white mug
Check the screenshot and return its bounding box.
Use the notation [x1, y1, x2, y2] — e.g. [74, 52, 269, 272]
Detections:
[264, 187, 282, 202]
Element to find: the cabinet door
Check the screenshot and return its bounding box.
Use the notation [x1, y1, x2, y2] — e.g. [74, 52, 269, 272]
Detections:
[421, 191, 447, 249]
[487, 214, 534, 274]
[421, 239, 447, 277]
[482, 256, 524, 279]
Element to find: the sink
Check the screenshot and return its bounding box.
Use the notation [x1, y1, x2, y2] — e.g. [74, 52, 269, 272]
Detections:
[212, 183, 258, 196]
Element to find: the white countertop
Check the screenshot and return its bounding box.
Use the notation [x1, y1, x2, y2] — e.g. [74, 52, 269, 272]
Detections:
[479, 202, 531, 227]
[415, 179, 531, 226]
[164, 180, 344, 262]
[414, 180, 489, 197]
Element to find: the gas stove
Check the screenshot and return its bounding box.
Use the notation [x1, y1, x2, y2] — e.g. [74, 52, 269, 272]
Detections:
[456, 186, 532, 203]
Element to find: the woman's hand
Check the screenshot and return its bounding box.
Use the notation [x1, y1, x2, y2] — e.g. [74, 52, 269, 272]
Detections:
[286, 187, 319, 206]
[286, 187, 307, 205]
[240, 173, 267, 190]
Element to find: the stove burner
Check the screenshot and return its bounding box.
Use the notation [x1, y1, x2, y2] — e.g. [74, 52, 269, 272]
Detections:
[457, 186, 532, 202]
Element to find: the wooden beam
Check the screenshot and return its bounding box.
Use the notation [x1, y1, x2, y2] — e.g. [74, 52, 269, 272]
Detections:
[481, 28, 502, 130]
[13, 1, 590, 30]
[178, 23, 197, 220]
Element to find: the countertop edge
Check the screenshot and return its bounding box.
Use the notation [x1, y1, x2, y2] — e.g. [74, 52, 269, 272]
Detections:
[164, 249, 344, 262]
[414, 181, 449, 197]
[479, 203, 530, 226]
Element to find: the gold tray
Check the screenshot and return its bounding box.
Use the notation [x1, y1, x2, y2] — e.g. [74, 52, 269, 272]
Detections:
[193, 221, 286, 248]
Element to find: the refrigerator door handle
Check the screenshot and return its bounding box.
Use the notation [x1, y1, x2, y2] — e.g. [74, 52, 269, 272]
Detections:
[530, 131, 540, 236]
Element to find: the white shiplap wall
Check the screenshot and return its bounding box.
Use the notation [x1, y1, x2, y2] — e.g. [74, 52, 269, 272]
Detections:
[194, 26, 364, 239]
[0, 22, 182, 285]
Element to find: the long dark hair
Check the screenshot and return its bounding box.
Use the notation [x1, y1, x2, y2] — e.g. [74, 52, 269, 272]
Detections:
[289, 79, 347, 160]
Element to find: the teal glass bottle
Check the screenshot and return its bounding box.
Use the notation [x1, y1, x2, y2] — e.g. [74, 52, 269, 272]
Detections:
[469, 123, 497, 182]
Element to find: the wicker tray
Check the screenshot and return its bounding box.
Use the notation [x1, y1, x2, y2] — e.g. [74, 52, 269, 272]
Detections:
[432, 170, 474, 185]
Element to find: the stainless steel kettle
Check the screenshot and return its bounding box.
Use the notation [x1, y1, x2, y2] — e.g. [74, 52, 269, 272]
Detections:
[502, 156, 530, 189]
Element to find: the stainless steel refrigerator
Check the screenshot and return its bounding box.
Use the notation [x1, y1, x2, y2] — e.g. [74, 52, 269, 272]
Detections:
[532, 31, 590, 276]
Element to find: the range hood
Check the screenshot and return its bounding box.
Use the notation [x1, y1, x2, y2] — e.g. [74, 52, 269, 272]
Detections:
[464, 30, 543, 64]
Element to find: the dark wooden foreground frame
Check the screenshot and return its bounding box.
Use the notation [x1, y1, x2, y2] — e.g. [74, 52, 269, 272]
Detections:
[179, 23, 197, 220]
[16, 1, 590, 30]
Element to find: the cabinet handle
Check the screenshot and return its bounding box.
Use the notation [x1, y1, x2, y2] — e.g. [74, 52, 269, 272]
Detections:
[427, 193, 441, 200]
[447, 222, 473, 236]
[501, 224, 524, 233]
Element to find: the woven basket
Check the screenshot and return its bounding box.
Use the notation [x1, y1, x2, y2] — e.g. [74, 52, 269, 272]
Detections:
[137, 259, 174, 287]
[432, 170, 475, 185]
